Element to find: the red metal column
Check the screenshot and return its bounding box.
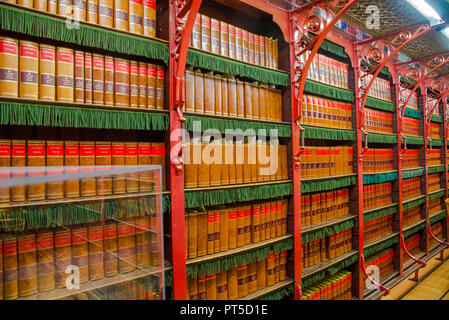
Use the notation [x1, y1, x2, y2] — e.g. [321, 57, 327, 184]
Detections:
[169, 0, 202, 300]
[288, 0, 359, 299]
[444, 98, 449, 243]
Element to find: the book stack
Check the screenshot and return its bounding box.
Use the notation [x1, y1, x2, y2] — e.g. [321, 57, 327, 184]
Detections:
[185, 199, 288, 260]
[360, 71, 392, 101]
[302, 228, 353, 270]
[300, 188, 350, 227]
[362, 182, 393, 210]
[364, 148, 394, 173]
[429, 197, 442, 215]
[402, 149, 420, 169]
[301, 146, 353, 178]
[302, 270, 352, 300]
[300, 52, 349, 89]
[428, 174, 441, 192]
[403, 117, 420, 136]
[430, 123, 440, 140]
[402, 177, 421, 200]
[186, 250, 288, 300]
[428, 149, 441, 166]
[365, 108, 393, 134]
[403, 205, 422, 226]
[299, 95, 352, 129]
[403, 235, 421, 264]
[364, 214, 394, 243]
[362, 248, 394, 285]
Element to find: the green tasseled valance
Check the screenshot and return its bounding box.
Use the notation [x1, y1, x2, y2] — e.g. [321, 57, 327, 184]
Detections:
[428, 165, 445, 174]
[404, 109, 421, 119]
[431, 115, 443, 123]
[302, 218, 355, 244]
[402, 136, 424, 145]
[429, 190, 445, 200]
[0, 4, 169, 64]
[186, 237, 293, 278]
[186, 50, 289, 87]
[261, 284, 294, 300]
[430, 139, 443, 147]
[403, 168, 424, 179]
[301, 175, 357, 194]
[364, 235, 399, 257]
[365, 97, 395, 112]
[304, 80, 354, 102]
[363, 133, 397, 144]
[303, 125, 356, 141]
[361, 60, 392, 79]
[185, 115, 291, 138]
[364, 205, 397, 223]
[403, 196, 425, 211]
[185, 183, 293, 209]
[0, 101, 168, 131]
[430, 211, 447, 225]
[363, 171, 398, 185]
[403, 222, 426, 239]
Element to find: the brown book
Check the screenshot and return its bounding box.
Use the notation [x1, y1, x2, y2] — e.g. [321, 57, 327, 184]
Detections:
[46, 141, 64, 199]
[256, 259, 266, 290]
[73, 0, 87, 21]
[201, 15, 211, 52]
[221, 139, 229, 185]
[244, 81, 252, 119]
[214, 209, 221, 253]
[254, 35, 260, 66]
[56, 47, 74, 102]
[214, 74, 222, 115]
[228, 207, 237, 250]
[129, 0, 143, 34]
[74, 50, 85, 103]
[27, 140, 46, 201]
[0, 140, 10, 203]
[103, 221, 118, 277]
[216, 270, 228, 300]
[147, 64, 157, 109]
[150, 142, 166, 190]
[259, 36, 265, 67]
[93, 54, 105, 105]
[156, 65, 164, 110]
[219, 207, 229, 252]
[114, 58, 130, 107]
[206, 274, 217, 300]
[79, 141, 96, 197]
[143, 0, 156, 37]
[251, 82, 260, 120]
[48, 0, 57, 13]
[264, 202, 271, 239]
[197, 276, 206, 300]
[204, 71, 215, 115]
[198, 140, 210, 187]
[88, 0, 98, 23]
[88, 225, 104, 280]
[270, 202, 277, 238]
[185, 213, 189, 260]
[251, 203, 261, 243]
[104, 56, 114, 105]
[237, 264, 248, 298]
[273, 39, 278, 69]
[228, 24, 236, 59]
[188, 276, 198, 300]
[258, 84, 267, 120]
[194, 69, 204, 113]
[235, 139, 244, 184]
[185, 67, 195, 112]
[247, 262, 257, 293]
[235, 27, 243, 61]
[192, 14, 202, 49]
[242, 30, 249, 63]
[17, 234, 37, 297]
[236, 79, 245, 118]
[211, 18, 220, 54]
[236, 206, 246, 247]
[138, 142, 152, 192]
[249, 32, 255, 64]
[117, 220, 137, 273]
[0, 37, 18, 98]
[39, 44, 56, 101]
[114, 0, 129, 31]
[58, 0, 72, 16]
[185, 140, 198, 188]
[128, 61, 139, 108]
[227, 139, 236, 185]
[72, 227, 89, 283]
[96, 141, 112, 195]
[19, 40, 38, 100]
[227, 267, 238, 299]
[227, 76, 237, 117]
[197, 209, 208, 257]
[54, 229, 71, 288]
[259, 202, 266, 241]
[125, 142, 138, 193]
[2, 236, 18, 300]
[221, 77, 228, 116]
[135, 216, 151, 267]
[34, 0, 48, 11]
[220, 22, 229, 57]
[36, 231, 55, 293]
[207, 209, 215, 255]
[84, 53, 93, 104]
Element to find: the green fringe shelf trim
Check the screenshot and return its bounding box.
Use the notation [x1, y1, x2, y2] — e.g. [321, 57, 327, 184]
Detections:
[303, 35, 349, 60]
[403, 168, 425, 179]
[185, 115, 291, 138]
[365, 97, 395, 112]
[302, 218, 355, 244]
[186, 50, 289, 87]
[0, 101, 169, 131]
[402, 136, 424, 145]
[0, 5, 169, 64]
[404, 109, 421, 119]
[301, 175, 356, 194]
[430, 139, 444, 147]
[186, 237, 293, 278]
[365, 235, 399, 257]
[364, 206, 397, 223]
[363, 133, 397, 144]
[302, 271, 326, 289]
[429, 190, 445, 200]
[428, 165, 445, 174]
[430, 212, 447, 225]
[363, 171, 398, 185]
[361, 60, 392, 78]
[403, 196, 425, 211]
[304, 80, 354, 102]
[165, 270, 173, 287]
[303, 126, 356, 141]
[261, 284, 295, 300]
[185, 182, 293, 209]
[0, 195, 165, 232]
[403, 222, 426, 239]
[431, 115, 443, 123]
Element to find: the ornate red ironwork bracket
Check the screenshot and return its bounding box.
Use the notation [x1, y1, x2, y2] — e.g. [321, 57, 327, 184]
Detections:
[360, 254, 390, 297]
[400, 235, 426, 282]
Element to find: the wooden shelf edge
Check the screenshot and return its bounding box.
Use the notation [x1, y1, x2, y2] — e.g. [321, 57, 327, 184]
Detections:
[363, 232, 399, 250]
[301, 215, 357, 235]
[363, 203, 398, 215]
[185, 180, 292, 192]
[238, 278, 294, 300]
[301, 250, 358, 279]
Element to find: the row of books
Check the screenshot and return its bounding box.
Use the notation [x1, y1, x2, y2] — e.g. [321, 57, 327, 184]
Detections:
[185, 199, 288, 260]
[403, 205, 421, 227]
[364, 148, 394, 173]
[190, 13, 279, 70]
[300, 51, 349, 90]
[0, 139, 166, 204]
[302, 228, 353, 270]
[302, 270, 352, 300]
[363, 182, 393, 211]
[301, 146, 353, 179]
[299, 95, 353, 129]
[361, 70, 392, 102]
[184, 141, 288, 189]
[430, 123, 441, 140]
[428, 173, 441, 192]
[365, 108, 393, 134]
[400, 89, 418, 110]
[5, 0, 157, 38]
[300, 188, 350, 227]
[186, 250, 288, 300]
[403, 117, 420, 137]
[402, 149, 420, 169]
[363, 248, 394, 286]
[364, 214, 394, 244]
[429, 197, 442, 215]
[0, 216, 160, 300]
[0, 37, 165, 109]
[185, 68, 283, 122]
[428, 149, 441, 166]
[403, 235, 420, 264]
[403, 177, 421, 200]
